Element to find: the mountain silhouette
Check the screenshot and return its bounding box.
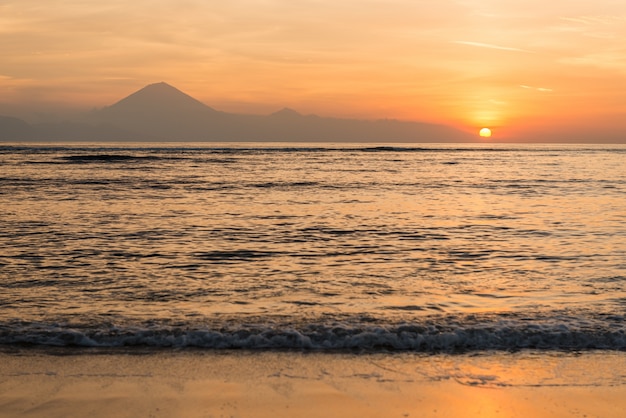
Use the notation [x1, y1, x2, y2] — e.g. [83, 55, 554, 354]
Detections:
[91, 82, 474, 141]
[0, 115, 35, 140]
[270, 108, 303, 118]
[95, 82, 221, 140]
[2, 82, 475, 142]
[104, 82, 217, 116]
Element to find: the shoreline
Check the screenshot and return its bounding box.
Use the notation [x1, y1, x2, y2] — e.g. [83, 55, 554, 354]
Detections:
[1, 350, 624, 417]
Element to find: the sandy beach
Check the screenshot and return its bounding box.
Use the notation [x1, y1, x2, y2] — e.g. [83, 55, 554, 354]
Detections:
[1, 350, 624, 418]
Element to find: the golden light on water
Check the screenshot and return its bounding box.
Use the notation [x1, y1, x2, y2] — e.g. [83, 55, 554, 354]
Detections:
[1, 2, 626, 142]
[479, 128, 492, 138]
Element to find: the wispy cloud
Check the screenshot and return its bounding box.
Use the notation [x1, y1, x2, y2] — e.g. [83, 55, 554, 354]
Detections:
[520, 85, 553, 92]
[557, 15, 626, 39]
[452, 41, 533, 53]
[560, 16, 626, 26]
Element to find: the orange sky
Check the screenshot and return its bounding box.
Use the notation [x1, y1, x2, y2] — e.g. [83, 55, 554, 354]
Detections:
[1, 0, 625, 142]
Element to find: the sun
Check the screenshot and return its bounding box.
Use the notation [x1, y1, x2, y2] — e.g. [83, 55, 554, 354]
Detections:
[479, 127, 492, 138]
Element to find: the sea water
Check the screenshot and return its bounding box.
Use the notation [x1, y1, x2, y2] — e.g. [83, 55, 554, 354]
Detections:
[0, 143, 624, 351]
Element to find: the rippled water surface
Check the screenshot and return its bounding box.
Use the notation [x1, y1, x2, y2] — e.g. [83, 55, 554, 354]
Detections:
[1, 143, 625, 350]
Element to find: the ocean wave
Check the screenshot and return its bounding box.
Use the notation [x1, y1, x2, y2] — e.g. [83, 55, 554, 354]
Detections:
[4, 144, 624, 155]
[59, 154, 183, 164]
[1, 316, 624, 352]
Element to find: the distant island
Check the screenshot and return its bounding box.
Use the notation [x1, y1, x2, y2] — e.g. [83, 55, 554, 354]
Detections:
[0, 82, 473, 142]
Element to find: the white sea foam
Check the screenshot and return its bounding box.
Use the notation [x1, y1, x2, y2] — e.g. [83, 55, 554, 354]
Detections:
[2, 314, 624, 351]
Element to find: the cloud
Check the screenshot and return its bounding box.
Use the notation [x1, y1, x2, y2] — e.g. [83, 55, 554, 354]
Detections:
[452, 41, 533, 53]
[556, 15, 626, 39]
[520, 85, 553, 92]
[560, 16, 626, 26]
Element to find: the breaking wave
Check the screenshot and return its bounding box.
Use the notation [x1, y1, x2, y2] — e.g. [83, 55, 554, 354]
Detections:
[2, 314, 624, 352]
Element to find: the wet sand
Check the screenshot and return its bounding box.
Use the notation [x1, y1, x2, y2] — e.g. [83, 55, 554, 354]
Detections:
[1, 350, 624, 418]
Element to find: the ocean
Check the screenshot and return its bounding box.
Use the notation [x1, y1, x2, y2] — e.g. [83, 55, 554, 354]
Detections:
[1, 143, 625, 352]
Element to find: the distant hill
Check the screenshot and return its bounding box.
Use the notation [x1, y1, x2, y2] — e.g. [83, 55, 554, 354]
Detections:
[2, 82, 474, 142]
[0, 116, 137, 141]
[0, 115, 36, 140]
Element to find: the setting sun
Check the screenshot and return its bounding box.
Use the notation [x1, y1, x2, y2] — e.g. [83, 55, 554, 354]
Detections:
[479, 128, 492, 138]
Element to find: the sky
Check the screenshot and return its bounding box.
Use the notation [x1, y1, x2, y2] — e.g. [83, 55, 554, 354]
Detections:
[1, 0, 625, 141]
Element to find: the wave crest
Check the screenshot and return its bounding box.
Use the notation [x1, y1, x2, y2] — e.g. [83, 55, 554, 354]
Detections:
[2, 317, 624, 352]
